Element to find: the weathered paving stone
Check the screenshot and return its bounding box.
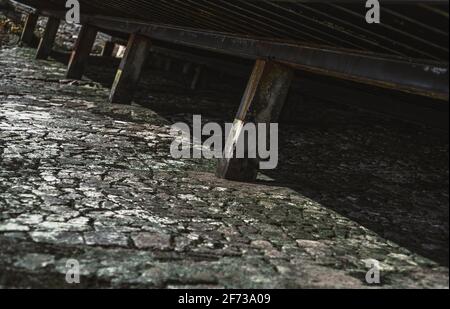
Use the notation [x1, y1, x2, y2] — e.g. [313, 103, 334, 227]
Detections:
[0, 222, 30, 232]
[0, 23, 448, 288]
[14, 253, 55, 271]
[15, 214, 44, 225]
[30, 231, 84, 245]
[84, 231, 129, 247]
[296, 239, 332, 258]
[132, 232, 172, 250]
[36, 221, 90, 232]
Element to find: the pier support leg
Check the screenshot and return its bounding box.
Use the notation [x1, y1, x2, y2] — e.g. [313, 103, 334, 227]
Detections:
[20, 13, 38, 47]
[101, 41, 115, 57]
[183, 62, 192, 75]
[109, 33, 152, 105]
[164, 58, 172, 72]
[216, 60, 294, 181]
[35, 17, 60, 60]
[190, 65, 203, 90]
[66, 24, 98, 80]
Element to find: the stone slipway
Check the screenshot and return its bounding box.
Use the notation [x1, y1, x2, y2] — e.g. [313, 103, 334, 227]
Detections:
[0, 45, 448, 288]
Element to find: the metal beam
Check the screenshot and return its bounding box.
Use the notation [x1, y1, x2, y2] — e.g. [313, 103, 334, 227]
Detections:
[38, 10, 448, 101]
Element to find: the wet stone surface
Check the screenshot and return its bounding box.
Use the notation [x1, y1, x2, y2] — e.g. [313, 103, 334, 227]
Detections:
[0, 42, 448, 288]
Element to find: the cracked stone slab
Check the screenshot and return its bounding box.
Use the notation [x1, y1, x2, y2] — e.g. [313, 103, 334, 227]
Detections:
[132, 232, 172, 250]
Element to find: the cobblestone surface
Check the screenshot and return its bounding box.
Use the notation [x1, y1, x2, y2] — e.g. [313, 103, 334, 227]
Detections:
[0, 35, 448, 288]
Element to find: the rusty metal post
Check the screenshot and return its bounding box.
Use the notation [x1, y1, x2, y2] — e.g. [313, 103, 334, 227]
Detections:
[66, 24, 98, 80]
[216, 60, 294, 181]
[109, 33, 152, 104]
[35, 16, 60, 60]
